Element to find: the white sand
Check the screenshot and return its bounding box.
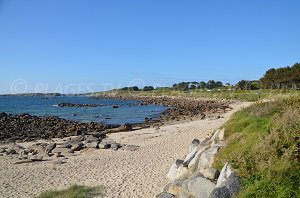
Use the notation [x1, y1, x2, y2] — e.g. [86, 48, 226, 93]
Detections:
[0, 102, 251, 198]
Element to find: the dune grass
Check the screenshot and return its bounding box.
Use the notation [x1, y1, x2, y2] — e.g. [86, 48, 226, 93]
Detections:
[214, 97, 300, 197]
[37, 185, 105, 198]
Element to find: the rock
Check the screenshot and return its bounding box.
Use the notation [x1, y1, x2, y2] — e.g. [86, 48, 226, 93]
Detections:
[57, 143, 72, 148]
[71, 142, 84, 151]
[182, 148, 198, 167]
[187, 145, 209, 172]
[45, 143, 56, 154]
[52, 147, 74, 154]
[110, 143, 120, 150]
[28, 154, 44, 161]
[188, 139, 200, 153]
[209, 185, 231, 198]
[218, 128, 225, 141]
[6, 149, 17, 155]
[105, 123, 132, 133]
[182, 176, 216, 198]
[175, 166, 189, 180]
[6, 143, 24, 153]
[27, 145, 45, 154]
[175, 159, 184, 167]
[201, 168, 220, 181]
[84, 135, 99, 143]
[216, 162, 232, 187]
[55, 152, 64, 158]
[167, 164, 178, 182]
[86, 142, 99, 149]
[168, 179, 185, 195]
[198, 146, 219, 170]
[156, 192, 175, 198]
[222, 172, 241, 197]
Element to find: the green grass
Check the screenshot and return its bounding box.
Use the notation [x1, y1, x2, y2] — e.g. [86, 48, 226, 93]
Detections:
[91, 88, 300, 102]
[214, 98, 300, 197]
[37, 185, 105, 198]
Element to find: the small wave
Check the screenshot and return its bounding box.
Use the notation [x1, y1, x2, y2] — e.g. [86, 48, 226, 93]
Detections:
[53, 104, 58, 107]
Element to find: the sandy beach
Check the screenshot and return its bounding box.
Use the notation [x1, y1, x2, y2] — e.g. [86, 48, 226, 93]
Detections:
[0, 102, 250, 198]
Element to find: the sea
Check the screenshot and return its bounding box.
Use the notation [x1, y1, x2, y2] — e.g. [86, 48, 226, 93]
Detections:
[0, 96, 167, 125]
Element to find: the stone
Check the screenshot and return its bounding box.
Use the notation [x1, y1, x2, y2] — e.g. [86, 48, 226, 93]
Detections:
[187, 145, 209, 172]
[188, 139, 200, 153]
[6, 149, 17, 155]
[218, 128, 225, 141]
[167, 164, 178, 181]
[182, 176, 216, 198]
[198, 146, 219, 170]
[71, 142, 84, 151]
[57, 143, 72, 148]
[6, 143, 24, 153]
[27, 145, 45, 154]
[201, 168, 220, 181]
[216, 162, 232, 187]
[168, 179, 185, 195]
[55, 152, 64, 158]
[182, 148, 198, 167]
[45, 143, 56, 154]
[221, 172, 241, 197]
[28, 154, 44, 161]
[209, 185, 230, 198]
[86, 142, 99, 149]
[156, 192, 175, 198]
[175, 166, 189, 180]
[52, 147, 74, 154]
[110, 143, 120, 150]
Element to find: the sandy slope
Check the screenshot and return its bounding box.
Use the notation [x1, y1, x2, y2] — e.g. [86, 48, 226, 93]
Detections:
[0, 102, 251, 198]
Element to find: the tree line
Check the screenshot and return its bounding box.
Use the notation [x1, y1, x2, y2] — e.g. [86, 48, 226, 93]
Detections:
[119, 62, 300, 91]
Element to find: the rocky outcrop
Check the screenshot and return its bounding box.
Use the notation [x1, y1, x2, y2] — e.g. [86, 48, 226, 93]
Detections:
[0, 113, 111, 142]
[159, 128, 241, 198]
[91, 95, 232, 123]
[57, 103, 105, 108]
[0, 135, 140, 164]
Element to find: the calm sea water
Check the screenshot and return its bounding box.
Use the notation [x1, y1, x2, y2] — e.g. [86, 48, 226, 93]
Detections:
[0, 96, 167, 125]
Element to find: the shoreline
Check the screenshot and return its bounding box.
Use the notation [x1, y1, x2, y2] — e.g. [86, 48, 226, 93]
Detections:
[0, 101, 251, 198]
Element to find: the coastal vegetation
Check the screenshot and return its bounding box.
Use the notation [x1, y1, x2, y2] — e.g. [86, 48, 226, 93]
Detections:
[213, 97, 300, 197]
[37, 185, 105, 198]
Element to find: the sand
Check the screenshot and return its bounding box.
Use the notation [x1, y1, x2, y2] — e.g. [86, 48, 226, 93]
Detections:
[0, 102, 251, 198]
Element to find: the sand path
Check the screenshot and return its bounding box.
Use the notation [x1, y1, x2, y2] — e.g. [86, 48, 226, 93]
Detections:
[0, 102, 251, 198]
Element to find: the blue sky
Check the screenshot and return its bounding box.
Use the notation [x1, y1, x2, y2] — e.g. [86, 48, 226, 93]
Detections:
[0, 0, 299, 94]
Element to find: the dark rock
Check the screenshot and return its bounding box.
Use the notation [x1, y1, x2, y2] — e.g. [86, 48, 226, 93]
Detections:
[209, 186, 230, 198]
[210, 172, 241, 198]
[45, 143, 56, 154]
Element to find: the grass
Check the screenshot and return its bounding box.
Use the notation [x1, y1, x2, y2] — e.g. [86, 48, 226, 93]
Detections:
[213, 97, 300, 197]
[91, 88, 300, 102]
[37, 185, 105, 198]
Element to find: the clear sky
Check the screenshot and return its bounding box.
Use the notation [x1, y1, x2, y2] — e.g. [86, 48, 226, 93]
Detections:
[0, 0, 299, 94]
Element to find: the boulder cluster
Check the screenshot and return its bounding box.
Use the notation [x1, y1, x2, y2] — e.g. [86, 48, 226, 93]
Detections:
[0, 113, 117, 142]
[0, 135, 140, 164]
[94, 95, 232, 122]
[157, 129, 241, 198]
